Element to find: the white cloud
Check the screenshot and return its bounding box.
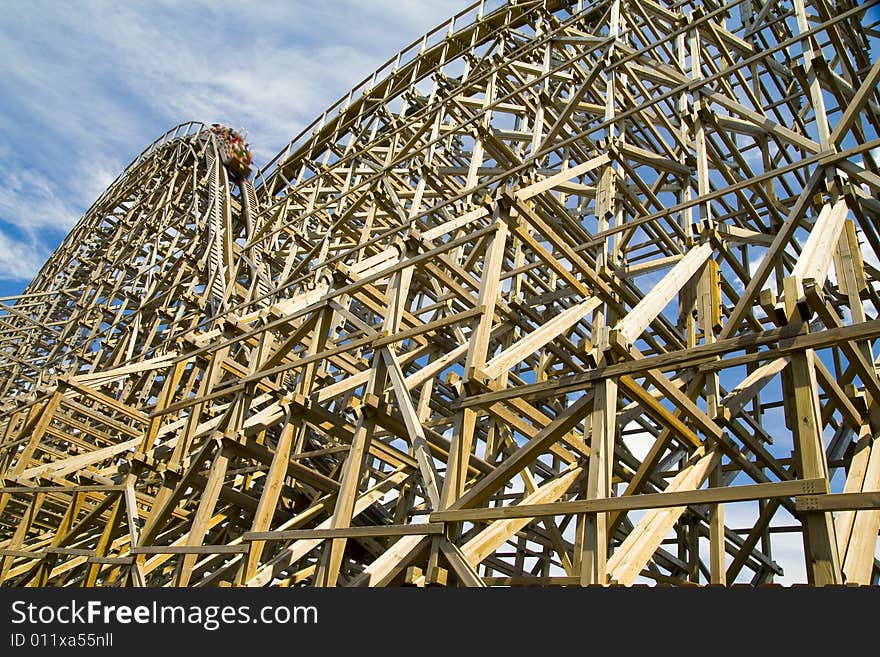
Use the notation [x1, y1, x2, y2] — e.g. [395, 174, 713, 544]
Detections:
[0, 231, 47, 282]
[750, 253, 778, 296]
[0, 167, 81, 233]
[862, 233, 880, 271]
[0, 0, 463, 295]
[622, 421, 653, 461]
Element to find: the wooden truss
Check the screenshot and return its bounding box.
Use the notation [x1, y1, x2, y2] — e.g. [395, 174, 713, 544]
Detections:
[1, 0, 880, 587]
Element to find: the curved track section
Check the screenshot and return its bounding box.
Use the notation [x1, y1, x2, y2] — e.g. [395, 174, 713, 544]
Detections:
[1, 0, 880, 587]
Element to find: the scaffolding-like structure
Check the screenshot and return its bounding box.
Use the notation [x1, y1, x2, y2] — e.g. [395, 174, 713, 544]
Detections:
[1, 0, 879, 587]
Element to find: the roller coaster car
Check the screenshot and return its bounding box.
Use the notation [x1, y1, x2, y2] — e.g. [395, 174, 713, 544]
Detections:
[224, 156, 252, 180]
[209, 124, 253, 180]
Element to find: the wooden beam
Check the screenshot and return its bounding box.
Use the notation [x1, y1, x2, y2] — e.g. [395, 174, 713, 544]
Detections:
[243, 523, 444, 541]
[459, 466, 583, 566]
[433, 477, 825, 522]
[798, 492, 880, 512]
[613, 242, 713, 347]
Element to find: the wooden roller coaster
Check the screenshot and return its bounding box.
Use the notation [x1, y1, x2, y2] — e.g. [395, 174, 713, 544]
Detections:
[1, 0, 880, 587]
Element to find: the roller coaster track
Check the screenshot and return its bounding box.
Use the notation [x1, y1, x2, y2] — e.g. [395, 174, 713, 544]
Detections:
[1, 0, 880, 587]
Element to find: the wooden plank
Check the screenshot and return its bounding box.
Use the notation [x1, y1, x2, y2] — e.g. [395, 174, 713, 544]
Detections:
[383, 348, 442, 509]
[581, 377, 616, 585]
[17, 437, 141, 482]
[246, 471, 408, 586]
[434, 477, 825, 522]
[482, 296, 601, 380]
[789, 198, 848, 290]
[719, 168, 824, 339]
[830, 56, 880, 146]
[0, 485, 123, 494]
[515, 154, 611, 200]
[243, 419, 297, 581]
[88, 556, 134, 565]
[448, 391, 595, 511]
[721, 357, 790, 417]
[464, 219, 509, 379]
[613, 242, 713, 346]
[459, 466, 583, 565]
[132, 545, 249, 554]
[0, 550, 45, 559]
[835, 432, 880, 584]
[457, 318, 880, 408]
[781, 284, 843, 585]
[618, 375, 702, 448]
[439, 538, 487, 587]
[349, 535, 431, 587]
[701, 89, 822, 154]
[421, 207, 490, 241]
[608, 449, 720, 585]
[243, 523, 444, 541]
[798, 492, 880, 512]
[482, 576, 579, 586]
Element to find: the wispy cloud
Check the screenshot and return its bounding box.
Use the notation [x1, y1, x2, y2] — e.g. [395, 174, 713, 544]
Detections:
[0, 167, 81, 233]
[0, 0, 463, 292]
[0, 230, 48, 283]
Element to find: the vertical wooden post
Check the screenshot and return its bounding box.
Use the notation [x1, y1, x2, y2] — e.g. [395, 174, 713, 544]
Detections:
[316, 252, 414, 587]
[782, 276, 842, 585]
[242, 411, 296, 583]
[174, 438, 230, 587]
[464, 217, 509, 380]
[580, 377, 617, 585]
[697, 258, 726, 584]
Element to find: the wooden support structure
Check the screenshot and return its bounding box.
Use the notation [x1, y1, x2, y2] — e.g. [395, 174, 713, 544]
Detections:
[1, 0, 879, 588]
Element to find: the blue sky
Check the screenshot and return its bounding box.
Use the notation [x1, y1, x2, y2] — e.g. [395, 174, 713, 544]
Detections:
[0, 0, 463, 297]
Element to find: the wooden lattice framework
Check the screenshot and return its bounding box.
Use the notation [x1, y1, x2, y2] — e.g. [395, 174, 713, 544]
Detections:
[1, 0, 880, 587]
